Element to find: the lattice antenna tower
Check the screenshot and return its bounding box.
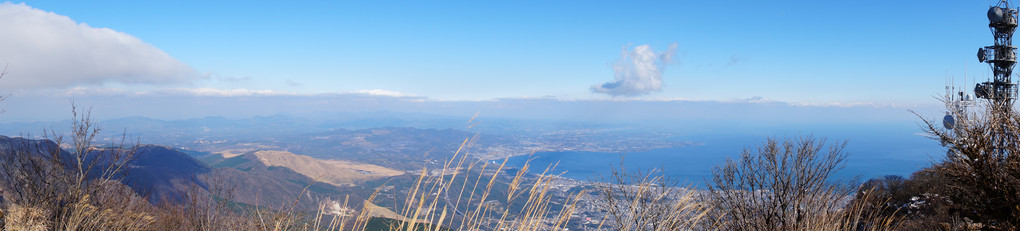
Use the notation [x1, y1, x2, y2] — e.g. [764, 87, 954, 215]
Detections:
[976, 0, 1019, 109]
[944, 70, 976, 132]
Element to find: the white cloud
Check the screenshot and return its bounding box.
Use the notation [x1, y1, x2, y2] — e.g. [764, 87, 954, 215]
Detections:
[159, 88, 294, 97]
[20, 86, 421, 98]
[591, 44, 677, 96]
[0, 3, 196, 89]
[790, 101, 904, 108]
[59, 86, 133, 97]
[352, 89, 415, 97]
[744, 96, 772, 103]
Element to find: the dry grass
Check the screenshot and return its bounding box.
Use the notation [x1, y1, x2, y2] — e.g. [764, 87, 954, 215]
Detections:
[4, 204, 49, 231]
[590, 166, 712, 230]
[390, 130, 584, 231]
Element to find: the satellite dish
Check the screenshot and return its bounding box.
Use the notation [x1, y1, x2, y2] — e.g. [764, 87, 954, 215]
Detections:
[990, 7, 1006, 23]
[944, 114, 955, 130]
[975, 83, 990, 99]
[975, 47, 983, 62]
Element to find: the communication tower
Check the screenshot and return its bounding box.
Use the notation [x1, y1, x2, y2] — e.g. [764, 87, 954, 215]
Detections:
[944, 74, 975, 131]
[976, 0, 1019, 108]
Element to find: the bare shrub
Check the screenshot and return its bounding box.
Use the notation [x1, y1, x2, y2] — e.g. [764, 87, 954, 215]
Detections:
[919, 101, 1020, 229]
[851, 171, 962, 230]
[705, 136, 880, 230]
[0, 103, 152, 230]
[151, 177, 249, 231]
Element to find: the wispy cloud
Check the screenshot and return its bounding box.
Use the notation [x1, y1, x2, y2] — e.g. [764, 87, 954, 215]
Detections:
[726, 54, 745, 67]
[203, 71, 251, 82]
[352, 89, 415, 97]
[159, 88, 293, 97]
[744, 96, 771, 103]
[26, 86, 419, 99]
[591, 44, 677, 96]
[790, 101, 910, 108]
[56, 86, 134, 97]
[0, 2, 196, 89]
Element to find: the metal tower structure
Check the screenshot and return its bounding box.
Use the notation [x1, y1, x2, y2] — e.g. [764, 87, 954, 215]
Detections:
[976, 0, 1019, 108]
[944, 76, 975, 132]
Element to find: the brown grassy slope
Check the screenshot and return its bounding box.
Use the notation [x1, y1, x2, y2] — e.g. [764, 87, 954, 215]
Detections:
[251, 150, 403, 187]
[362, 200, 408, 221]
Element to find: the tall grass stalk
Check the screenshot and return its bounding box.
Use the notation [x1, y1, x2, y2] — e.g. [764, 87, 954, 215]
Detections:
[393, 131, 584, 230]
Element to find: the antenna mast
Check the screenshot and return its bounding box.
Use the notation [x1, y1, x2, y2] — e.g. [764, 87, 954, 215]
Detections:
[976, 0, 1019, 110]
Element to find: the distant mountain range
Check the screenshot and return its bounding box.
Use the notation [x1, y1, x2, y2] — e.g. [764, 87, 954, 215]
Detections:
[0, 135, 406, 212]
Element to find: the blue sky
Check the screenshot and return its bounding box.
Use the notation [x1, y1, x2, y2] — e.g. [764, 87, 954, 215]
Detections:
[3, 0, 997, 106]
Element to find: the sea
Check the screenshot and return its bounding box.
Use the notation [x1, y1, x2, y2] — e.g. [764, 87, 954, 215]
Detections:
[505, 123, 945, 186]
